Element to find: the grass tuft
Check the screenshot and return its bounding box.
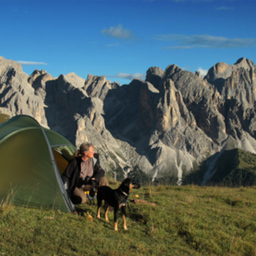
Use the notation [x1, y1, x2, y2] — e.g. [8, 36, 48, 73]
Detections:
[0, 190, 15, 214]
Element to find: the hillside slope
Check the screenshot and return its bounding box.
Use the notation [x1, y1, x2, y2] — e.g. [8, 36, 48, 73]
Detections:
[183, 148, 256, 187]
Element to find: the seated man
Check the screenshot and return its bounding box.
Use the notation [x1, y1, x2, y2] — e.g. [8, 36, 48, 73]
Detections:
[61, 142, 108, 204]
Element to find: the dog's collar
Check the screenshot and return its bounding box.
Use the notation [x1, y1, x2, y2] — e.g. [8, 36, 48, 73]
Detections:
[121, 190, 128, 196]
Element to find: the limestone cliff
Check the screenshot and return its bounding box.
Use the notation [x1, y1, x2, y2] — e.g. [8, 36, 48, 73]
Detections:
[1, 56, 256, 184]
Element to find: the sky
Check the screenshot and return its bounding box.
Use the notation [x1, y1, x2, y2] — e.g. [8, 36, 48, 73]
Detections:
[1, 0, 256, 85]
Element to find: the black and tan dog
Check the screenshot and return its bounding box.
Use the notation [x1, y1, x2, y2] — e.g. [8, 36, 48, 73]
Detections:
[96, 178, 140, 231]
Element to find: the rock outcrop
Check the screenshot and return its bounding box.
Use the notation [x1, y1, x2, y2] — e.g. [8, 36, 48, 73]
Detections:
[0, 57, 47, 126]
[1, 56, 256, 184]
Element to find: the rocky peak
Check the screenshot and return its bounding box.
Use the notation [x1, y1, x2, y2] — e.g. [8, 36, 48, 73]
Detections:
[235, 57, 255, 70]
[1, 57, 256, 185]
[28, 70, 54, 98]
[62, 72, 85, 89]
[145, 66, 164, 89]
[0, 57, 23, 75]
[83, 74, 118, 101]
[195, 71, 202, 78]
[28, 69, 47, 84]
[205, 58, 256, 88]
[164, 64, 182, 78]
[0, 57, 47, 126]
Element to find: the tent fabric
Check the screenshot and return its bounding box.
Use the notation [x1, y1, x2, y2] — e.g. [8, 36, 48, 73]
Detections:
[0, 115, 77, 212]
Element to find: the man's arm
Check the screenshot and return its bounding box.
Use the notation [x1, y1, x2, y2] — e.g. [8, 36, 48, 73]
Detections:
[61, 158, 77, 191]
[92, 156, 105, 182]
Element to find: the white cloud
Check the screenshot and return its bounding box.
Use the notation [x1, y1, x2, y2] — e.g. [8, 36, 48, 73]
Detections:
[101, 24, 134, 40]
[154, 34, 256, 49]
[164, 45, 193, 49]
[196, 67, 208, 77]
[116, 72, 145, 80]
[108, 72, 145, 81]
[17, 61, 47, 65]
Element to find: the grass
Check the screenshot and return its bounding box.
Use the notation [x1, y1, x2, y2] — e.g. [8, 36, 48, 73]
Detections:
[1, 185, 256, 255]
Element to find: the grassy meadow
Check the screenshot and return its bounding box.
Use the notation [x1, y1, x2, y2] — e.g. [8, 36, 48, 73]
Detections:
[1, 184, 256, 256]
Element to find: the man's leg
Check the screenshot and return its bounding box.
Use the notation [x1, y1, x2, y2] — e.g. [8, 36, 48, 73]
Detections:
[72, 187, 88, 204]
[98, 176, 109, 187]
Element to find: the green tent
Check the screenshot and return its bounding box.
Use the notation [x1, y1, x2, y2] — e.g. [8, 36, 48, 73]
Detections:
[0, 115, 77, 212]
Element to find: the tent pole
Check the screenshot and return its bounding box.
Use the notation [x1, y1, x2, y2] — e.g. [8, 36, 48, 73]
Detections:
[40, 126, 75, 213]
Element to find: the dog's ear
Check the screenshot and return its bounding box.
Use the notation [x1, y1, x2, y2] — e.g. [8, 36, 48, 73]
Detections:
[123, 178, 131, 187]
[119, 178, 131, 192]
[132, 180, 141, 189]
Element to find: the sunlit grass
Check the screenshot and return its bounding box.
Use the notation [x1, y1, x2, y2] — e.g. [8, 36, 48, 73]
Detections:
[1, 185, 256, 255]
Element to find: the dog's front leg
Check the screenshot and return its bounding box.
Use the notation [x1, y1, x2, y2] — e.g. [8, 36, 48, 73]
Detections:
[114, 221, 118, 232]
[122, 215, 127, 230]
[114, 208, 119, 232]
[97, 207, 101, 219]
[97, 197, 102, 219]
[121, 206, 127, 230]
[104, 205, 110, 222]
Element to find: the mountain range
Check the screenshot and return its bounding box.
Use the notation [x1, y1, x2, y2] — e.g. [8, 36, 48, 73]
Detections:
[1, 56, 256, 185]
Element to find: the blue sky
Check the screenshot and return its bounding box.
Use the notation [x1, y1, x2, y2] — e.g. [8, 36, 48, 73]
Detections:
[1, 0, 256, 85]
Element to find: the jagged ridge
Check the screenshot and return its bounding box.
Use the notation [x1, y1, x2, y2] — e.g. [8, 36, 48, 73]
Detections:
[0, 56, 256, 185]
